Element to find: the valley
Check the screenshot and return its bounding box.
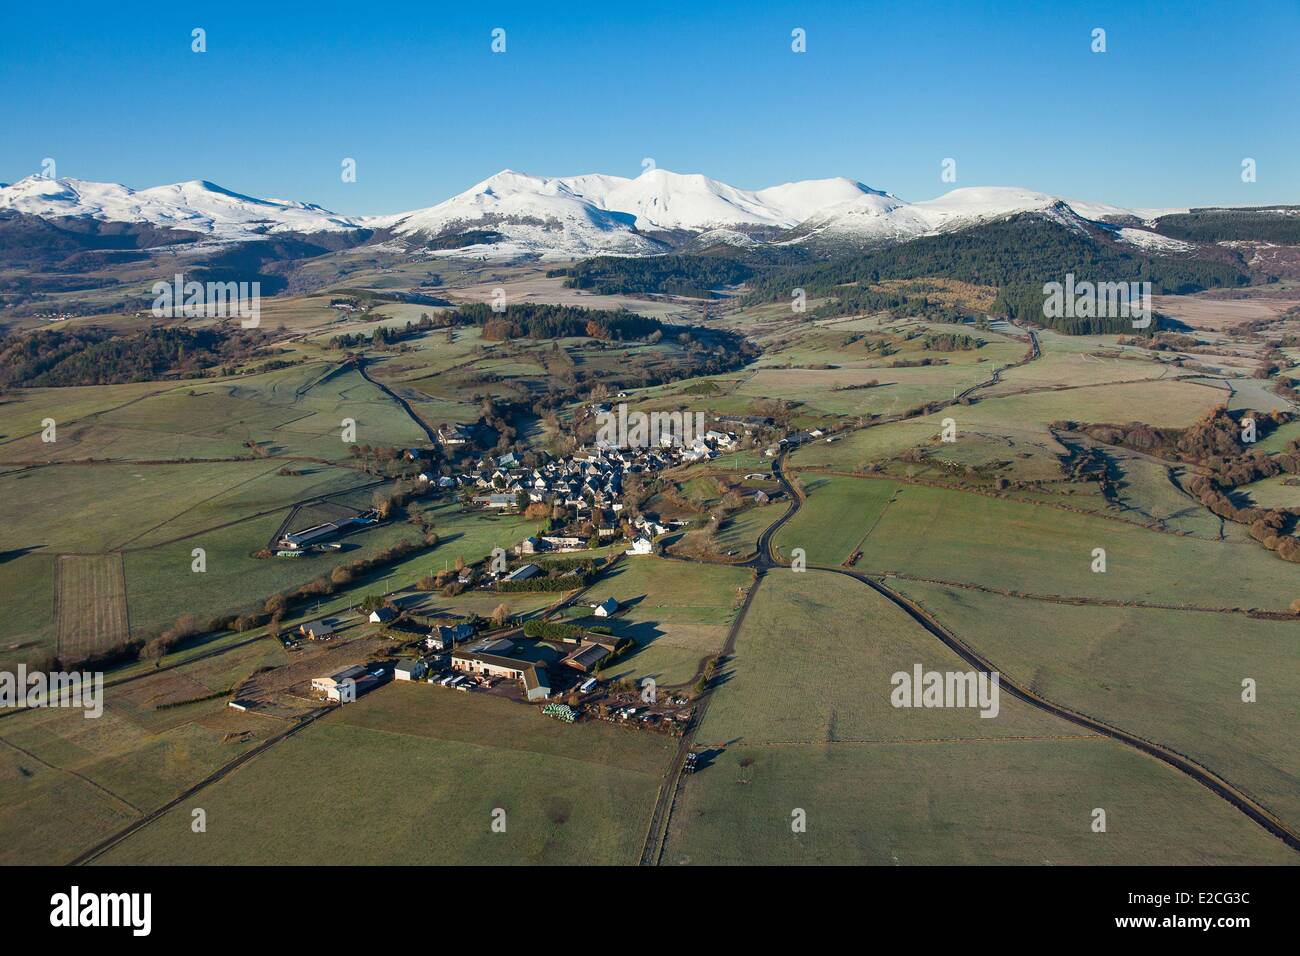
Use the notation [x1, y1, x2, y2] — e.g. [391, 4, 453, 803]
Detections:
[2, 165, 1299, 870]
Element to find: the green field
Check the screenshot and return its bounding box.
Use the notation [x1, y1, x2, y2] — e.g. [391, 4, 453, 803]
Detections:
[0, 636, 287, 865]
[892, 579, 1300, 830]
[7, 260, 1300, 868]
[97, 684, 675, 865]
[663, 570, 1296, 865]
[773, 475, 899, 565]
[779, 476, 1300, 611]
[580, 556, 753, 688]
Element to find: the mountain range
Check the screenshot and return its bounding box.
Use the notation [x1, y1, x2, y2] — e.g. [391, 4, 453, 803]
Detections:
[0, 169, 1200, 261]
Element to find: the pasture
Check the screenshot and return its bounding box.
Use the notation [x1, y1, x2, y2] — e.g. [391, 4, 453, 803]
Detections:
[893, 579, 1300, 830]
[580, 556, 753, 688]
[664, 570, 1296, 865]
[781, 477, 1299, 611]
[54, 553, 129, 662]
[0, 635, 288, 865]
[96, 684, 675, 865]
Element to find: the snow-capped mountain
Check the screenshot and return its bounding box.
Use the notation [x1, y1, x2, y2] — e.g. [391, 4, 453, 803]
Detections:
[0, 168, 1211, 261]
[591, 170, 877, 231]
[0, 176, 362, 240]
[792, 186, 1091, 249]
[366, 170, 661, 260]
[373, 169, 892, 258]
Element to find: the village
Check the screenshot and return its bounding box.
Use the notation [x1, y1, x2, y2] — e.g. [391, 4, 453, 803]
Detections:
[249, 412, 769, 740]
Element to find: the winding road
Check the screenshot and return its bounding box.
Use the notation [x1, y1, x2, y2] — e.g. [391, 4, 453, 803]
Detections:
[640, 325, 1299, 862]
[640, 445, 1300, 864]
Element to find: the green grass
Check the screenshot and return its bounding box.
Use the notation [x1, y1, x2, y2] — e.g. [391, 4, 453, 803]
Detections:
[0, 363, 428, 464]
[712, 502, 786, 556]
[892, 579, 1300, 830]
[663, 570, 1297, 865]
[774, 475, 899, 565]
[0, 637, 287, 865]
[781, 477, 1300, 611]
[0, 460, 365, 554]
[664, 737, 1297, 865]
[581, 556, 753, 688]
[96, 684, 675, 864]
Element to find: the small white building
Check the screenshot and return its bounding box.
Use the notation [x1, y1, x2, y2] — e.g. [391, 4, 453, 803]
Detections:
[394, 660, 428, 681]
[593, 597, 619, 617]
[625, 537, 653, 556]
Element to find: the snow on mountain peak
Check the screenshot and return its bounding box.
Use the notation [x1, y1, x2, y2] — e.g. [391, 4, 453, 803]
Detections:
[0, 168, 1204, 260]
[375, 169, 659, 260]
[0, 175, 359, 238]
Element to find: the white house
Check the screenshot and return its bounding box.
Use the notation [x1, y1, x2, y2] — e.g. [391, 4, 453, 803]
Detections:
[394, 660, 428, 681]
[593, 597, 619, 617]
[625, 537, 653, 556]
[368, 607, 396, 624]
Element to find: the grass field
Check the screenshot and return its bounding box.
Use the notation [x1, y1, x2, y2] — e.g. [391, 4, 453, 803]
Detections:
[663, 570, 1297, 865]
[712, 502, 786, 556]
[892, 579, 1300, 831]
[0, 636, 288, 865]
[774, 475, 900, 565]
[0, 363, 428, 465]
[579, 556, 753, 688]
[8, 261, 1300, 868]
[96, 684, 675, 864]
[778, 476, 1300, 610]
[54, 553, 129, 662]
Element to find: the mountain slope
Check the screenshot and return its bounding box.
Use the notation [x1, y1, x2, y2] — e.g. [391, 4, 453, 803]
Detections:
[2, 169, 1266, 264]
[0, 176, 361, 240]
[370, 170, 662, 259]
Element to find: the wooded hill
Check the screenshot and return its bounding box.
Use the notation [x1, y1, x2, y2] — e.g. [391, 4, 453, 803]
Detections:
[744, 217, 1249, 333]
[0, 325, 268, 387]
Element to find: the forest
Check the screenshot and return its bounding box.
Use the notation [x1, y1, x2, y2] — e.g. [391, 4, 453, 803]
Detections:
[0, 324, 269, 387]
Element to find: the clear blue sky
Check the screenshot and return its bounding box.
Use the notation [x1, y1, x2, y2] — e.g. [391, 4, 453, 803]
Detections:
[2, 0, 1296, 215]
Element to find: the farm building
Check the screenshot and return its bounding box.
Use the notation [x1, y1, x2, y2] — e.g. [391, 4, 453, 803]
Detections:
[521, 666, 551, 702]
[562, 642, 611, 674]
[327, 673, 383, 702]
[467, 636, 516, 655]
[593, 597, 619, 617]
[437, 424, 472, 446]
[368, 607, 397, 624]
[312, 664, 367, 696]
[426, 622, 475, 651]
[540, 535, 585, 552]
[503, 563, 542, 582]
[473, 494, 517, 510]
[451, 650, 550, 702]
[280, 521, 341, 549]
[394, 660, 428, 681]
[300, 619, 338, 641]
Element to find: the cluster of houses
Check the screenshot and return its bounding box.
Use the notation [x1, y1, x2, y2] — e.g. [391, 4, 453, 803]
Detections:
[417, 421, 744, 518]
[311, 591, 626, 706]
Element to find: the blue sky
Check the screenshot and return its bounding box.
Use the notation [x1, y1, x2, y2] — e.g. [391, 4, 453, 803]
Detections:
[1, 0, 1296, 215]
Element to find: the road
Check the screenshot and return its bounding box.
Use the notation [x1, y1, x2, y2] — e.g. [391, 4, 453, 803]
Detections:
[68, 705, 332, 865]
[643, 416, 1300, 860]
[355, 357, 439, 444]
[771, 454, 1299, 853]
